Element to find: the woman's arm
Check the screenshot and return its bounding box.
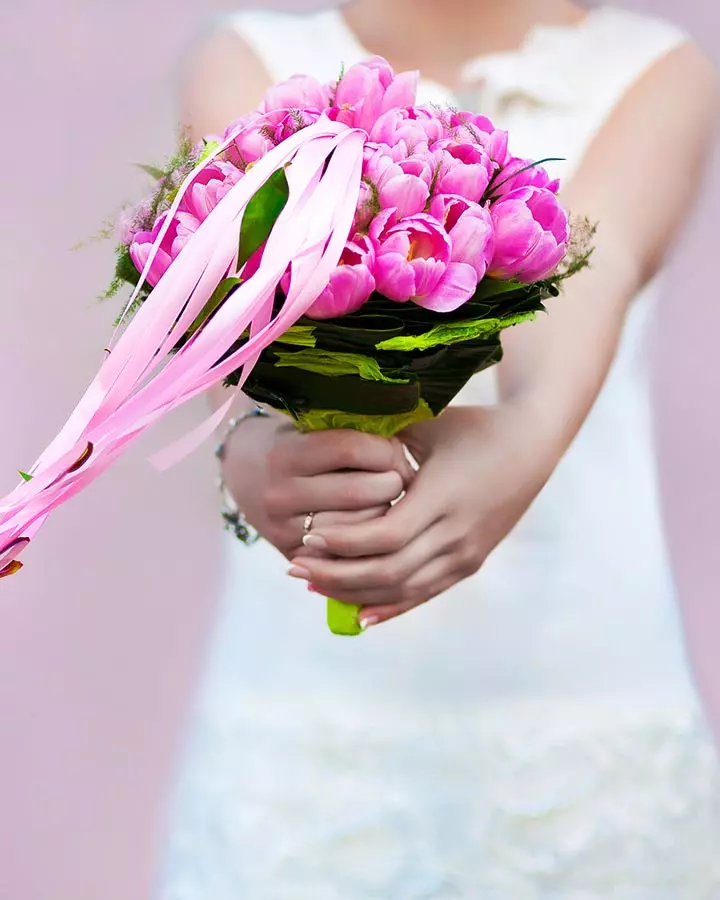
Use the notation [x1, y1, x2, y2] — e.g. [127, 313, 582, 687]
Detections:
[293, 42, 719, 624]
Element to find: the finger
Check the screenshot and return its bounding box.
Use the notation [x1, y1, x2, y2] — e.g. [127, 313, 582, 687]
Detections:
[388, 437, 417, 490]
[311, 506, 390, 529]
[267, 470, 404, 518]
[291, 519, 453, 594]
[302, 483, 439, 558]
[276, 430, 402, 478]
[285, 506, 389, 559]
[357, 557, 461, 625]
[359, 575, 457, 627]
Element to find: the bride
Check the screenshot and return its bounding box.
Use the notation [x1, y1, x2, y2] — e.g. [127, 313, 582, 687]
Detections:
[157, 1, 720, 896]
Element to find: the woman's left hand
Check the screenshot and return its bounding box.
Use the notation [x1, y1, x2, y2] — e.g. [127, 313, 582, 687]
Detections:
[289, 405, 558, 626]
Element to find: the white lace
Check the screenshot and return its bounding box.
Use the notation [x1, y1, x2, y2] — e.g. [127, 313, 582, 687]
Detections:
[158, 695, 720, 900]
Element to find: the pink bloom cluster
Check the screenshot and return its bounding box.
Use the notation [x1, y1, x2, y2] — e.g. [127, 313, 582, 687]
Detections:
[126, 57, 569, 316]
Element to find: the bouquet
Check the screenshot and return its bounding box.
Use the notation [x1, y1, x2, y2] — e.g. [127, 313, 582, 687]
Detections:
[0, 57, 590, 634]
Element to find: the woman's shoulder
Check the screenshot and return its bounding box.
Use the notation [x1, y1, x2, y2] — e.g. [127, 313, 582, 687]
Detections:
[221, 7, 347, 84]
[541, 6, 716, 124]
[575, 7, 704, 83]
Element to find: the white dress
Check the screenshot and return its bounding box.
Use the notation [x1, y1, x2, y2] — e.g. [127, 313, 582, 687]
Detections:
[157, 7, 720, 898]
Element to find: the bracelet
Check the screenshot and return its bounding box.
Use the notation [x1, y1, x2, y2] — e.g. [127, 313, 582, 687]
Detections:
[215, 406, 271, 545]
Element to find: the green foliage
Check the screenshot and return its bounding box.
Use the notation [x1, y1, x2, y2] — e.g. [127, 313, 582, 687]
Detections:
[376, 309, 538, 352]
[101, 244, 141, 303]
[18, 471, 33, 482]
[291, 398, 434, 437]
[237, 167, 290, 271]
[274, 325, 316, 347]
[552, 216, 597, 284]
[186, 277, 243, 338]
[273, 349, 409, 384]
[135, 163, 166, 181]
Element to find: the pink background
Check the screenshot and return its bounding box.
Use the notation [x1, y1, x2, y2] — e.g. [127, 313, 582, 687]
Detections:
[0, 2, 718, 898]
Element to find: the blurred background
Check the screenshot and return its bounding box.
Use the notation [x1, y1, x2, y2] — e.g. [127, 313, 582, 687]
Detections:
[0, 1, 718, 898]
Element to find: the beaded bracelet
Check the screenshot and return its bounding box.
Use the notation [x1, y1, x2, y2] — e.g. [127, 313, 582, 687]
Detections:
[214, 406, 271, 545]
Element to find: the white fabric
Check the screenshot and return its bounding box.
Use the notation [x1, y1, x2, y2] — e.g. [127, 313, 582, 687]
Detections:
[157, 7, 720, 897]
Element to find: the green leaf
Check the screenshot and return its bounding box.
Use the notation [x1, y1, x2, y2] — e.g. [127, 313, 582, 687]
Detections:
[237, 167, 290, 272]
[18, 471, 33, 482]
[135, 163, 166, 181]
[273, 349, 409, 384]
[292, 398, 434, 438]
[197, 140, 220, 165]
[473, 278, 526, 299]
[186, 277, 242, 337]
[273, 325, 317, 347]
[114, 247, 142, 287]
[375, 310, 539, 352]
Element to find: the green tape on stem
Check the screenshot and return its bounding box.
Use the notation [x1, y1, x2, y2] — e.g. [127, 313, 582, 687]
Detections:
[326, 597, 363, 636]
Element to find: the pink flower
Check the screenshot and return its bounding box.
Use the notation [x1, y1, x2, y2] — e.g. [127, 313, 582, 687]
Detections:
[429, 194, 494, 281]
[432, 140, 495, 203]
[361, 146, 430, 226]
[489, 186, 569, 283]
[223, 113, 275, 169]
[271, 108, 323, 144]
[261, 74, 331, 115]
[369, 107, 444, 156]
[177, 161, 241, 223]
[443, 111, 509, 164]
[371, 211, 478, 311]
[128, 161, 242, 286]
[330, 56, 418, 133]
[491, 157, 561, 199]
[129, 213, 184, 287]
[304, 237, 376, 319]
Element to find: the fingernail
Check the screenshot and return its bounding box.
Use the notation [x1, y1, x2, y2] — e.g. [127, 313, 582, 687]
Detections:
[359, 615, 380, 630]
[307, 582, 321, 594]
[302, 534, 327, 550]
[288, 566, 311, 580]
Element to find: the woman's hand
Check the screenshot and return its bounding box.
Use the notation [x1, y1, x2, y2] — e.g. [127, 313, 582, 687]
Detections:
[289, 404, 559, 625]
[222, 414, 414, 560]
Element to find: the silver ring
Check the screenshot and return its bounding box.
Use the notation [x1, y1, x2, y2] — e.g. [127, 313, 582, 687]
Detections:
[303, 512, 316, 535]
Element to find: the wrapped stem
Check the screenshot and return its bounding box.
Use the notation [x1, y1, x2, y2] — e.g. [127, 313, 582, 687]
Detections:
[293, 403, 433, 636]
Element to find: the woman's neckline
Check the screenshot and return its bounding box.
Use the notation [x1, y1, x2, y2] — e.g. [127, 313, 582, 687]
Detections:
[330, 4, 612, 99]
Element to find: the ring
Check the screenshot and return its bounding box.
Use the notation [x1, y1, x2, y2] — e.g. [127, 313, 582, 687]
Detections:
[303, 512, 316, 535]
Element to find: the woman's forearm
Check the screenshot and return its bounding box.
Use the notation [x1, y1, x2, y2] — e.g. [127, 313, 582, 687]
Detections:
[497, 238, 642, 467]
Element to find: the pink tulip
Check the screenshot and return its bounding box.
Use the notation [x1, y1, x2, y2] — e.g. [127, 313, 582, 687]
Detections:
[129, 162, 241, 287]
[362, 146, 430, 225]
[177, 161, 241, 223]
[369, 106, 444, 156]
[129, 213, 182, 287]
[443, 111, 509, 164]
[489, 186, 569, 283]
[271, 108, 323, 144]
[371, 211, 477, 311]
[330, 57, 419, 133]
[303, 237, 376, 319]
[432, 140, 495, 203]
[491, 156, 561, 199]
[261, 74, 331, 115]
[429, 194, 494, 281]
[224, 113, 275, 170]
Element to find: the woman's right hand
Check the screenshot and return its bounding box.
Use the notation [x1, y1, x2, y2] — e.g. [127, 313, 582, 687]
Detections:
[221, 414, 414, 560]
